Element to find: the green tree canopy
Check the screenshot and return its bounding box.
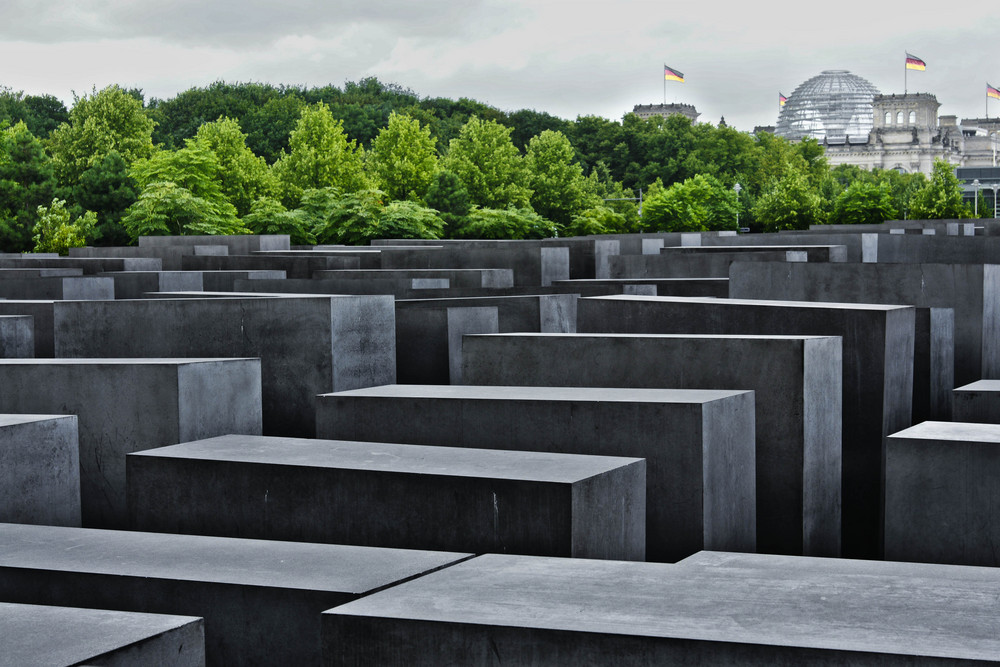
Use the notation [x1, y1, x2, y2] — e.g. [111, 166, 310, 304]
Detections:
[452, 206, 557, 240]
[908, 159, 971, 219]
[195, 116, 278, 217]
[830, 180, 897, 225]
[442, 116, 531, 209]
[640, 174, 738, 232]
[0, 122, 57, 251]
[367, 112, 438, 202]
[70, 150, 137, 246]
[752, 170, 827, 232]
[32, 198, 96, 254]
[525, 129, 597, 228]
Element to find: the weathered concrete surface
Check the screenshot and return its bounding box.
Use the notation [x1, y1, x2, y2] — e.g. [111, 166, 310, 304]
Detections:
[377, 243, 570, 287]
[0, 414, 80, 526]
[138, 233, 289, 253]
[0, 523, 468, 666]
[128, 434, 645, 560]
[577, 294, 914, 560]
[323, 551, 1000, 665]
[885, 421, 1000, 566]
[0, 358, 262, 528]
[611, 245, 846, 279]
[312, 268, 514, 289]
[395, 304, 497, 384]
[0, 301, 54, 356]
[953, 379, 1000, 423]
[0, 315, 32, 358]
[232, 277, 455, 298]
[200, 269, 285, 292]
[915, 307, 955, 421]
[1, 602, 205, 667]
[729, 261, 998, 387]
[99, 271, 204, 299]
[0, 275, 114, 300]
[53, 295, 395, 436]
[460, 334, 841, 557]
[550, 278, 728, 297]
[181, 253, 360, 278]
[317, 384, 755, 563]
[0, 256, 161, 273]
[397, 294, 577, 334]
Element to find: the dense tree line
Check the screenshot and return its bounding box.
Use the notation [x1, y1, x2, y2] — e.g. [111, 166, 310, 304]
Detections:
[0, 80, 978, 253]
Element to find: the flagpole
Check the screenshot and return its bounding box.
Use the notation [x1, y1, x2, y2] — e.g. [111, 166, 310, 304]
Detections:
[904, 53, 907, 95]
[663, 65, 666, 105]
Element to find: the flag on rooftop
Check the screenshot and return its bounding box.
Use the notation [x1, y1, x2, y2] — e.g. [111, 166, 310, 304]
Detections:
[905, 53, 926, 70]
[664, 65, 685, 82]
[988, 83, 1000, 100]
[779, 93, 788, 106]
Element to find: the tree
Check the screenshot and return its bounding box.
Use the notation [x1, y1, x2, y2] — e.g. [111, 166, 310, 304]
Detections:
[48, 85, 156, 184]
[441, 116, 531, 209]
[452, 207, 557, 240]
[272, 102, 368, 208]
[640, 174, 738, 232]
[565, 206, 629, 237]
[909, 159, 971, 219]
[32, 198, 96, 254]
[70, 150, 138, 247]
[752, 170, 827, 232]
[240, 94, 307, 163]
[0, 122, 57, 251]
[367, 112, 438, 202]
[242, 196, 316, 245]
[195, 117, 278, 217]
[830, 181, 897, 225]
[525, 130, 597, 228]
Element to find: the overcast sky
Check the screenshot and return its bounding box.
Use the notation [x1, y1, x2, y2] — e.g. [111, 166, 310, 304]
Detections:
[4, 0, 1000, 132]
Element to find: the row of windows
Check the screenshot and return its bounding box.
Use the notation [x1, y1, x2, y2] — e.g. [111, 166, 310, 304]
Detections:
[885, 111, 917, 125]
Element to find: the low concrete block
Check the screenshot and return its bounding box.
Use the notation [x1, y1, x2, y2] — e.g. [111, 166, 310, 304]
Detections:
[397, 294, 577, 334]
[0, 315, 32, 358]
[312, 268, 514, 289]
[0, 275, 114, 300]
[0, 523, 468, 666]
[128, 434, 645, 560]
[0, 358, 262, 528]
[317, 384, 755, 563]
[0, 414, 80, 526]
[0, 301, 55, 356]
[953, 380, 1000, 423]
[885, 421, 1000, 566]
[395, 304, 498, 384]
[577, 295, 915, 560]
[201, 269, 285, 292]
[1, 602, 204, 667]
[323, 551, 1000, 665]
[460, 334, 840, 557]
[99, 271, 204, 299]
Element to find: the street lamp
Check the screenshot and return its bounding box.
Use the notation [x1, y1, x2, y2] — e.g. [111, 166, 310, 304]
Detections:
[973, 179, 981, 217]
[733, 183, 742, 230]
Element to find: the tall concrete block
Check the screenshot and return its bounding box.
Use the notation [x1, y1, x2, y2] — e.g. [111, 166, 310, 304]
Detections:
[379, 243, 569, 287]
[317, 384, 755, 563]
[200, 269, 285, 291]
[0, 275, 114, 300]
[100, 271, 204, 299]
[0, 358, 262, 528]
[885, 421, 1000, 566]
[459, 334, 841, 557]
[953, 379, 1000, 423]
[395, 304, 498, 384]
[2, 602, 204, 667]
[53, 295, 395, 436]
[578, 294, 914, 559]
[397, 294, 577, 334]
[0, 523, 468, 666]
[181, 253, 360, 278]
[729, 261, 998, 387]
[323, 551, 1000, 665]
[0, 301, 55, 356]
[128, 434, 645, 560]
[0, 414, 80, 526]
[0, 315, 32, 358]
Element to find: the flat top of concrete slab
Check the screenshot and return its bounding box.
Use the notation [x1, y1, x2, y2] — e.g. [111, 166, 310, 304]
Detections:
[326, 552, 1000, 660]
[0, 414, 75, 428]
[585, 294, 912, 312]
[324, 384, 752, 405]
[131, 435, 643, 483]
[0, 358, 258, 366]
[1, 602, 202, 666]
[955, 380, 1000, 392]
[0, 523, 469, 593]
[889, 420, 1000, 444]
[466, 332, 839, 342]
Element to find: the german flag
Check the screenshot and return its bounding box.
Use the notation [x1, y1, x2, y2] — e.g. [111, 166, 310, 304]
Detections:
[988, 83, 1000, 100]
[905, 53, 926, 71]
[664, 65, 685, 82]
[779, 93, 788, 106]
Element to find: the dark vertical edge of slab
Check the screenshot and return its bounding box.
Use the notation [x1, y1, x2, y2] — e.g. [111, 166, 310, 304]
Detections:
[176, 359, 264, 443]
[701, 391, 756, 554]
[802, 336, 843, 557]
[570, 460, 646, 561]
[330, 295, 397, 392]
[983, 264, 1000, 379]
[447, 307, 498, 385]
[930, 307, 955, 420]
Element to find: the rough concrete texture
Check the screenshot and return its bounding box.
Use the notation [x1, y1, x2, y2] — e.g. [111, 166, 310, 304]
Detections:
[395, 304, 498, 384]
[378, 244, 570, 287]
[0, 523, 469, 666]
[0, 301, 55, 356]
[1, 602, 205, 667]
[0, 358, 262, 528]
[577, 294, 914, 560]
[52, 295, 394, 436]
[0, 276, 114, 300]
[914, 307, 955, 422]
[397, 293, 577, 334]
[312, 268, 515, 289]
[181, 253, 360, 278]
[460, 333, 841, 557]
[128, 434, 645, 560]
[550, 278, 729, 298]
[729, 261, 997, 387]
[200, 269, 285, 292]
[99, 271, 204, 299]
[610, 246, 846, 279]
[0, 414, 80, 526]
[317, 384, 755, 563]
[0, 256, 161, 273]
[324, 551, 1000, 666]
[0, 315, 32, 358]
[138, 233, 290, 253]
[953, 379, 1000, 423]
[885, 421, 1000, 566]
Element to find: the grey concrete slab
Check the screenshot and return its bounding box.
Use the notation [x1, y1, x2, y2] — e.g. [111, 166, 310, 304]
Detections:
[729, 261, 998, 387]
[200, 269, 285, 292]
[317, 384, 755, 563]
[231, 277, 457, 298]
[312, 268, 514, 289]
[0, 268, 84, 278]
[377, 243, 570, 287]
[0, 358, 262, 528]
[953, 379, 1000, 423]
[0, 523, 468, 666]
[323, 550, 1000, 665]
[99, 271, 204, 299]
[395, 304, 497, 384]
[577, 294, 915, 559]
[0, 602, 204, 667]
[0, 256, 161, 273]
[181, 253, 360, 278]
[0, 315, 32, 358]
[71, 243, 228, 272]
[885, 421, 1000, 566]
[610, 246, 846, 279]
[138, 233, 289, 253]
[53, 295, 394, 436]
[550, 278, 728, 297]
[0, 276, 113, 300]
[397, 294, 577, 334]
[460, 333, 840, 557]
[128, 434, 645, 560]
[916, 307, 955, 421]
[0, 414, 80, 526]
[0, 301, 54, 357]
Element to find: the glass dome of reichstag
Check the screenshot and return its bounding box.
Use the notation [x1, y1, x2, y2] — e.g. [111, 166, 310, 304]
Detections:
[776, 70, 881, 142]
